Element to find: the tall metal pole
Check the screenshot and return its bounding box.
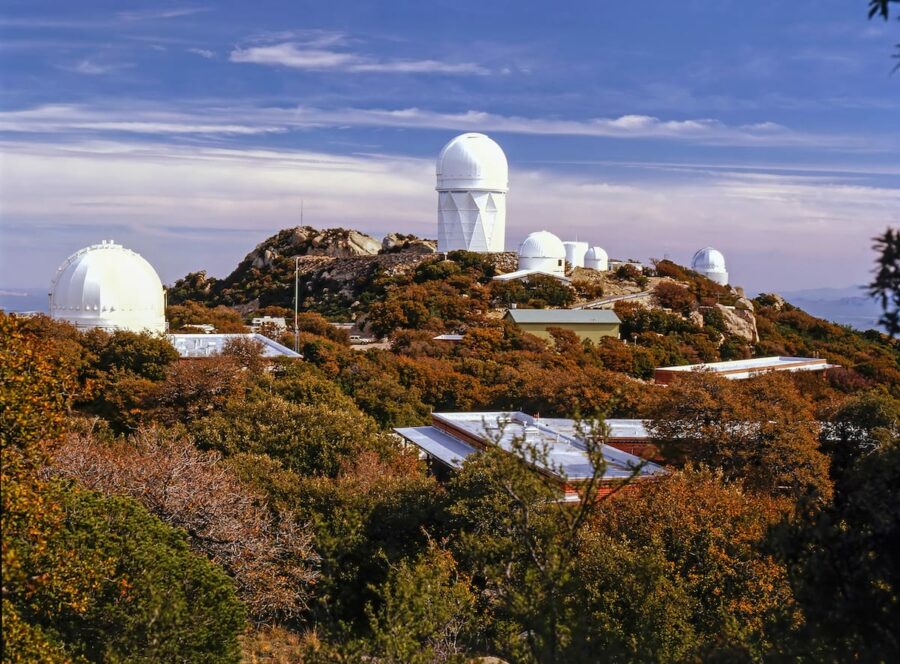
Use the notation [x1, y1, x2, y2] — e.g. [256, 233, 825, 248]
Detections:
[294, 198, 305, 352]
[294, 256, 299, 353]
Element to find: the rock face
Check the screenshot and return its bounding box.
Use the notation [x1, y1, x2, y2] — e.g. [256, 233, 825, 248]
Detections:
[688, 310, 705, 328]
[717, 298, 759, 343]
[381, 233, 437, 254]
[247, 226, 382, 270]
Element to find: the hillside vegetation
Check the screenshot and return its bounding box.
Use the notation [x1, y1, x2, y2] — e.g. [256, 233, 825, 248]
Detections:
[3, 226, 897, 662]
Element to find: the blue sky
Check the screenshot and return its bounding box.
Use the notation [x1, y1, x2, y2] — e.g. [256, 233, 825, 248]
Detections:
[1, 0, 898, 293]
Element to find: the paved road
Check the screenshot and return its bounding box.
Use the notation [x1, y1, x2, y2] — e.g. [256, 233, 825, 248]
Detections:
[572, 290, 652, 310]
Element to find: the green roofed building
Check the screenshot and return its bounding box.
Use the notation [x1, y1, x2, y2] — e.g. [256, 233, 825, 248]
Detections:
[503, 308, 620, 342]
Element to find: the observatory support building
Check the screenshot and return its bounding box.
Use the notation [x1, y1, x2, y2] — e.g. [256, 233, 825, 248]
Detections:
[436, 133, 508, 253]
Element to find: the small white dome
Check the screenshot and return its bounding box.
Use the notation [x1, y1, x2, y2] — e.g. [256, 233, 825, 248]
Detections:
[691, 247, 726, 272]
[50, 241, 166, 333]
[585, 246, 608, 262]
[691, 247, 728, 285]
[584, 246, 609, 271]
[517, 231, 566, 276]
[436, 133, 508, 192]
[518, 231, 566, 259]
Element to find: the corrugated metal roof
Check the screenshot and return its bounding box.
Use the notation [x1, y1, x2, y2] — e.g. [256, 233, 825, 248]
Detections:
[505, 309, 620, 325]
[394, 426, 476, 469]
[656, 356, 827, 372]
[168, 333, 301, 358]
[396, 412, 664, 482]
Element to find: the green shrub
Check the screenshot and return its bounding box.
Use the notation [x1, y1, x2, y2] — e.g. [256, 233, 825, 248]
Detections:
[13, 487, 245, 663]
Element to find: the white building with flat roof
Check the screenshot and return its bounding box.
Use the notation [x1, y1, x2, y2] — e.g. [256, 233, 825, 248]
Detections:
[396, 411, 664, 500]
[654, 356, 836, 384]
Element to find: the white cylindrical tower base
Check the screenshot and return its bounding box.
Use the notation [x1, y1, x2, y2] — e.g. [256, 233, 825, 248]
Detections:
[437, 190, 506, 252]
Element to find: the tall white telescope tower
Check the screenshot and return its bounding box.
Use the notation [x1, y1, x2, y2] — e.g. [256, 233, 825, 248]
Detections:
[436, 133, 508, 252]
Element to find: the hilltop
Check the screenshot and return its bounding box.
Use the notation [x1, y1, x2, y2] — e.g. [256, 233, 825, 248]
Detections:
[166, 226, 897, 388]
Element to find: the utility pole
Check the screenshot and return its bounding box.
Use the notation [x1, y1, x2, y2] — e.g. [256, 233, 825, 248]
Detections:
[294, 199, 304, 353]
[294, 256, 300, 353]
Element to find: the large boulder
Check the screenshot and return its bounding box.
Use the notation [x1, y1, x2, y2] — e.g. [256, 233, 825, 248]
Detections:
[716, 298, 759, 343]
[381, 233, 438, 254]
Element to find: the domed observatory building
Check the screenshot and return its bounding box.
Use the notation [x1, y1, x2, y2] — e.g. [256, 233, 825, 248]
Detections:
[584, 246, 609, 271]
[518, 231, 567, 277]
[691, 247, 729, 285]
[436, 133, 508, 253]
[563, 241, 588, 269]
[49, 240, 166, 333]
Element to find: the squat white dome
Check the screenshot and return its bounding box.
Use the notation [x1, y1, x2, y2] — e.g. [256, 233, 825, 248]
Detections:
[518, 231, 566, 276]
[49, 241, 166, 333]
[436, 133, 508, 192]
[691, 247, 728, 285]
[584, 246, 609, 271]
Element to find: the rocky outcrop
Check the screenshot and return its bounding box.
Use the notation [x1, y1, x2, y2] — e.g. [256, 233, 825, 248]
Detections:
[381, 233, 437, 254]
[247, 227, 382, 270]
[717, 297, 759, 343]
[688, 310, 705, 328]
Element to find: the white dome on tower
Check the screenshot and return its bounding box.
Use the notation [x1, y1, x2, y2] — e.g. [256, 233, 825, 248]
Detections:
[584, 246, 609, 271]
[49, 241, 166, 333]
[436, 133, 508, 253]
[691, 247, 728, 285]
[436, 133, 509, 192]
[518, 231, 566, 276]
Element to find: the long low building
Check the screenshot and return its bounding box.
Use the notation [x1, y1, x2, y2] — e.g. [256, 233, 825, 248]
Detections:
[503, 308, 620, 342]
[395, 412, 664, 500]
[654, 355, 836, 384]
[168, 333, 300, 358]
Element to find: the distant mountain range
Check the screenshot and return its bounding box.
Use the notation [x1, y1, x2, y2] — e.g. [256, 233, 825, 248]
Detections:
[774, 286, 883, 332]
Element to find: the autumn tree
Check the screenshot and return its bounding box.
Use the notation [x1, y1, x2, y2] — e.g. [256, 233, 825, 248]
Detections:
[446, 418, 642, 663]
[647, 372, 832, 500]
[50, 427, 318, 623]
[652, 281, 696, 314]
[191, 389, 383, 478]
[774, 440, 900, 660]
[590, 467, 797, 660]
[821, 389, 899, 482]
[363, 544, 478, 663]
[2, 313, 246, 661]
[24, 489, 246, 662]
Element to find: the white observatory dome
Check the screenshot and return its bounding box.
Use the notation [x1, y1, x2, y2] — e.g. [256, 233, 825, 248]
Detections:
[691, 247, 729, 285]
[584, 246, 609, 271]
[562, 241, 588, 269]
[518, 231, 566, 276]
[49, 240, 166, 333]
[436, 133, 508, 253]
[436, 133, 509, 192]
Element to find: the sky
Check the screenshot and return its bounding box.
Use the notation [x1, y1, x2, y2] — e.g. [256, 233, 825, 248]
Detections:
[1, 0, 898, 294]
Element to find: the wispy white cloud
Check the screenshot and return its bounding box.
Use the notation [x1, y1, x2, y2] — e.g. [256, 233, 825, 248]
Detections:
[116, 7, 209, 22]
[229, 41, 489, 75]
[1, 101, 886, 150]
[1, 138, 896, 292]
[68, 59, 132, 75]
[187, 47, 215, 59]
[0, 104, 284, 135]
